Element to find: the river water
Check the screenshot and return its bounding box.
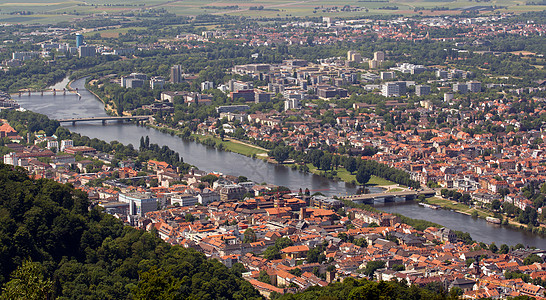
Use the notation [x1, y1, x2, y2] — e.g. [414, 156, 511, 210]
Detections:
[14, 77, 546, 248]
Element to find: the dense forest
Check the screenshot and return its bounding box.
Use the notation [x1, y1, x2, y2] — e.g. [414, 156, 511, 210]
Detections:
[275, 277, 460, 300]
[0, 164, 262, 299]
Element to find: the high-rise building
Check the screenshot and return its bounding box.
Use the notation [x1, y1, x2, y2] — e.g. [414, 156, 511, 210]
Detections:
[170, 65, 183, 83]
[347, 50, 362, 63]
[436, 70, 448, 79]
[369, 59, 379, 69]
[467, 81, 482, 93]
[396, 81, 407, 95]
[374, 51, 385, 62]
[416, 85, 431, 96]
[382, 82, 399, 97]
[453, 83, 468, 94]
[76, 33, 84, 48]
[78, 45, 96, 58]
[284, 98, 300, 111]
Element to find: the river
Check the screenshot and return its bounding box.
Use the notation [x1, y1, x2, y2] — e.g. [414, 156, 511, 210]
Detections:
[14, 77, 546, 248]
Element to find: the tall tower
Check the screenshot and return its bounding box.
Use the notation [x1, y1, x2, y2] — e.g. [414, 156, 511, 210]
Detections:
[170, 65, 183, 83]
[76, 33, 84, 48]
[374, 51, 385, 62]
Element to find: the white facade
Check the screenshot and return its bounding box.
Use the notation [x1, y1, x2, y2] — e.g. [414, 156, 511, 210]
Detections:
[171, 194, 199, 207]
[60, 140, 73, 152]
[201, 81, 214, 91]
[284, 99, 300, 111]
[47, 140, 59, 150]
[3, 152, 17, 166]
[382, 82, 399, 97]
[150, 77, 165, 89]
[197, 189, 220, 205]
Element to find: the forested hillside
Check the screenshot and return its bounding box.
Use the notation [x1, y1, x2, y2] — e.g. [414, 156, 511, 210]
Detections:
[276, 277, 459, 300]
[0, 164, 261, 299]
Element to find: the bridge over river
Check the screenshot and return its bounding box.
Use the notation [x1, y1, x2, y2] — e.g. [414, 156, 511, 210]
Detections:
[342, 189, 438, 204]
[57, 116, 152, 125]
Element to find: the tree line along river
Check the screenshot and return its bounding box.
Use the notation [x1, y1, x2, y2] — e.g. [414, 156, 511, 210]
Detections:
[14, 77, 546, 248]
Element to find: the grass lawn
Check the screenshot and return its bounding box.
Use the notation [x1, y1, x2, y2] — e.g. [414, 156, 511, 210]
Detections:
[305, 163, 397, 187]
[192, 134, 268, 157]
[426, 197, 493, 218]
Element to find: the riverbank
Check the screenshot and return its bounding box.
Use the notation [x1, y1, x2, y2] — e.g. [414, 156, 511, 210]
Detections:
[146, 121, 404, 189]
[146, 124, 269, 158]
[148, 123, 399, 189]
[424, 197, 546, 236]
[84, 79, 118, 115]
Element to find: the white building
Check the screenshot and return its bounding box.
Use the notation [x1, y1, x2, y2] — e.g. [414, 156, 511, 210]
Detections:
[60, 140, 73, 152]
[3, 152, 17, 166]
[197, 189, 220, 205]
[284, 99, 300, 111]
[47, 140, 59, 150]
[150, 77, 165, 89]
[382, 82, 400, 97]
[201, 81, 214, 91]
[171, 194, 199, 207]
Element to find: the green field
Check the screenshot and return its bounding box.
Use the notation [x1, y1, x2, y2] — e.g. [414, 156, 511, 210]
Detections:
[192, 134, 269, 157]
[304, 163, 398, 187]
[82, 27, 148, 38]
[426, 197, 493, 218]
[0, 0, 543, 24]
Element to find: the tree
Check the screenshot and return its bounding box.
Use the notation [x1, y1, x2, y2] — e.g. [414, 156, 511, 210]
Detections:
[185, 213, 195, 222]
[356, 166, 371, 185]
[1, 261, 53, 300]
[231, 263, 247, 276]
[362, 260, 385, 277]
[491, 199, 501, 211]
[344, 157, 357, 174]
[258, 270, 271, 284]
[269, 145, 291, 163]
[523, 254, 543, 265]
[307, 246, 326, 264]
[498, 244, 510, 254]
[320, 155, 332, 170]
[489, 243, 498, 253]
[288, 268, 303, 277]
[200, 174, 219, 185]
[243, 228, 257, 243]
